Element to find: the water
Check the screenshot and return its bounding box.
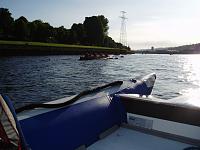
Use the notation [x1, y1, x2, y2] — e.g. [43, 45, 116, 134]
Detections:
[1, 54, 200, 108]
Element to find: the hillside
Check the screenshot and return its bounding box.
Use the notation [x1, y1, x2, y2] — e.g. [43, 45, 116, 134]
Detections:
[136, 43, 200, 54]
[168, 43, 200, 54]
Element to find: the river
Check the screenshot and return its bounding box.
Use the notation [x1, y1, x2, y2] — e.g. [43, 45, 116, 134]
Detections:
[1, 54, 200, 108]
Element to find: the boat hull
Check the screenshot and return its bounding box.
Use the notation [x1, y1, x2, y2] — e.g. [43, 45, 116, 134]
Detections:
[0, 73, 157, 150]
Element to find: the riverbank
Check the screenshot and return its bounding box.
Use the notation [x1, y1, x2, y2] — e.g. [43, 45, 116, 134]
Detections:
[0, 40, 133, 56]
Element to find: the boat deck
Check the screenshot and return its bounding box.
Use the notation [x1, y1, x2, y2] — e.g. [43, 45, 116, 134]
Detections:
[88, 127, 192, 150]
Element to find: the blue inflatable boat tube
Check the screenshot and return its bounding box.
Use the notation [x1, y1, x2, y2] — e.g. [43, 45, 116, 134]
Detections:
[0, 73, 156, 150]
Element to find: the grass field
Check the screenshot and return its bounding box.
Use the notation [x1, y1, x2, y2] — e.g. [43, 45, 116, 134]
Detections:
[0, 40, 117, 50]
[0, 40, 132, 56]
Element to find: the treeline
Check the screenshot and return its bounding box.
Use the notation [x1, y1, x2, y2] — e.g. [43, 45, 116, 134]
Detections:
[0, 8, 130, 50]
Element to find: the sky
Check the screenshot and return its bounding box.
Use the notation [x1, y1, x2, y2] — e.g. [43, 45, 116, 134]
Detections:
[1, 0, 200, 49]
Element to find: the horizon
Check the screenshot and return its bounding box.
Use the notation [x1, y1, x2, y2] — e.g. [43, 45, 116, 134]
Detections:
[1, 0, 200, 50]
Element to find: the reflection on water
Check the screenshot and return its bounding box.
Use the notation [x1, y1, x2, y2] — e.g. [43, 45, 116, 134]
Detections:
[170, 88, 200, 107]
[1, 54, 200, 107]
[175, 55, 200, 107]
[185, 89, 200, 107]
[178, 55, 200, 94]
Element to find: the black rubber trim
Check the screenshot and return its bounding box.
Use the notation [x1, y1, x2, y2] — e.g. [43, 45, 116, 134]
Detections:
[16, 81, 123, 114]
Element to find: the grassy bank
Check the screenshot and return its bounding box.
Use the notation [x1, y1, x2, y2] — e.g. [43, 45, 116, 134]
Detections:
[0, 40, 133, 56]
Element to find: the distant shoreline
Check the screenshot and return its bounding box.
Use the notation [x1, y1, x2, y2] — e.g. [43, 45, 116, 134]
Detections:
[135, 43, 200, 54]
[134, 51, 200, 55]
[0, 40, 134, 56]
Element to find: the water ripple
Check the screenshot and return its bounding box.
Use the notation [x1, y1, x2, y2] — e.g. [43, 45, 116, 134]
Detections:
[1, 54, 200, 107]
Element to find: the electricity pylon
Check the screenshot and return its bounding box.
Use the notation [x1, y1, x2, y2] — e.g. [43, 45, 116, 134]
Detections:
[119, 11, 128, 46]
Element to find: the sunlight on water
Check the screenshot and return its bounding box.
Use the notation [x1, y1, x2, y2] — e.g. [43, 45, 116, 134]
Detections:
[172, 88, 200, 107]
[183, 55, 200, 86]
[185, 89, 200, 107]
[179, 55, 200, 104]
[2, 54, 200, 106]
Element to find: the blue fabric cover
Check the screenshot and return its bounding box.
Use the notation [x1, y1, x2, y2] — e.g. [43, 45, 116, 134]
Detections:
[115, 81, 153, 96]
[19, 96, 127, 150]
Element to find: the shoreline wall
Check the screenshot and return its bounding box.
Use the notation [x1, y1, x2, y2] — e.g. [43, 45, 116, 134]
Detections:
[0, 44, 133, 56]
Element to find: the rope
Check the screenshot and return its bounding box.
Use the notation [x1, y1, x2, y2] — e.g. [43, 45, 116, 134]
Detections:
[16, 81, 123, 114]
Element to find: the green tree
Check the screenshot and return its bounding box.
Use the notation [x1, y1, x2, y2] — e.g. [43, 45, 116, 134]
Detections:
[14, 16, 29, 40]
[42, 22, 54, 42]
[0, 8, 131, 49]
[97, 15, 109, 36]
[29, 21, 37, 41]
[104, 36, 117, 48]
[29, 20, 53, 42]
[69, 29, 77, 44]
[83, 16, 104, 46]
[70, 23, 86, 44]
[0, 8, 14, 37]
[54, 26, 69, 43]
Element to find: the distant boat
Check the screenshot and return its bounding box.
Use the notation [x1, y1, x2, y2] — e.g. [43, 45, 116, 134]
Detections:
[79, 53, 108, 60]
